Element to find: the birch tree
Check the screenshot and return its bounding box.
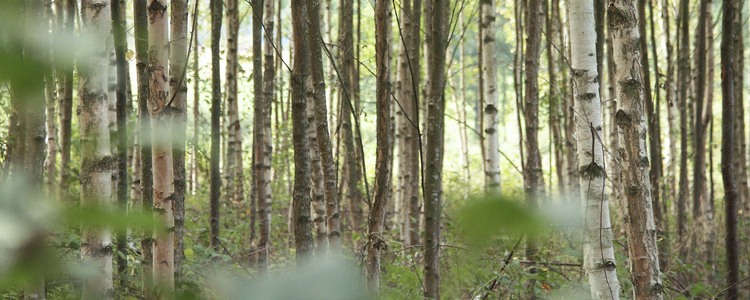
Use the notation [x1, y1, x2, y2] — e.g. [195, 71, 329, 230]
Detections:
[568, 1, 620, 298]
[79, 1, 114, 297]
[147, 0, 175, 292]
[608, 1, 663, 298]
[480, 0, 500, 191]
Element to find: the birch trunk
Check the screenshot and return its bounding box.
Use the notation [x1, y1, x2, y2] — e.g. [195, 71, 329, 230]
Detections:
[481, 0, 500, 191]
[225, 0, 245, 208]
[256, 0, 275, 270]
[79, 1, 114, 298]
[147, 0, 175, 292]
[568, 1, 620, 298]
[608, 1, 663, 298]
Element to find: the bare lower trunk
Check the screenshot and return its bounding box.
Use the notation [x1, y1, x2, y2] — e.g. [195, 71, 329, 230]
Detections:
[481, 0, 500, 191]
[568, 1, 621, 298]
[209, 0, 222, 253]
[608, 1, 663, 298]
[225, 0, 244, 208]
[256, 0, 275, 270]
[112, 0, 130, 285]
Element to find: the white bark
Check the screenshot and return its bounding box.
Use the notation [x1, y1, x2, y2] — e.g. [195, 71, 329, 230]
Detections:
[79, 1, 114, 298]
[481, 0, 500, 191]
[568, 1, 620, 299]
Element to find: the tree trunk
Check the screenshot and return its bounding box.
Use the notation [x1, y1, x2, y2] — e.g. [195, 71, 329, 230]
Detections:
[608, 1, 663, 298]
[79, 1, 114, 298]
[423, 0, 448, 298]
[255, 0, 275, 271]
[481, 0, 500, 191]
[568, 1, 621, 298]
[133, 0, 153, 294]
[365, 0, 392, 291]
[190, 1, 199, 196]
[731, 0, 749, 217]
[337, 0, 365, 247]
[692, 0, 709, 224]
[659, 0, 677, 268]
[306, 0, 342, 253]
[720, 2, 741, 298]
[291, 0, 314, 262]
[111, 0, 130, 285]
[523, 0, 545, 265]
[548, 0, 564, 193]
[169, 0, 188, 282]
[58, 0, 75, 198]
[225, 0, 244, 209]
[676, 0, 690, 250]
[308, 79, 328, 253]
[209, 0, 222, 253]
[147, 0, 175, 292]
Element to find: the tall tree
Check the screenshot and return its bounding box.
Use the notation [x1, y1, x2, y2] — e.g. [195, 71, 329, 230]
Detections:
[306, 0, 341, 253]
[661, 0, 678, 208]
[692, 0, 709, 222]
[133, 0, 154, 293]
[169, 0, 188, 282]
[676, 0, 690, 246]
[290, 0, 314, 262]
[255, 0, 275, 270]
[190, 1, 199, 196]
[481, 0, 500, 191]
[731, 0, 749, 213]
[209, 0, 222, 253]
[225, 0, 244, 208]
[423, 0, 448, 298]
[365, 0, 392, 291]
[111, 0, 130, 284]
[547, 0, 565, 192]
[79, 0, 114, 297]
[395, 0, 421, 247]
[720, 3, 740, 299]
[58, 0, 76, 197]
[568, 1, 621, 298]
[608, 0, 663, 298]
[147, 0, 175, 292]
[523, 0, 545, 263]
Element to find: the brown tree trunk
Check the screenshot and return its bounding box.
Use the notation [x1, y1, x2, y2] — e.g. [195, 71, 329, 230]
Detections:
[190, 1, 199, 196]
[523, 0, 545, 265]
[291, 0, 314, 262]
[608, 1, 663, 298]
[720, 2, 740, 298]
[423, 0, 448, 298]
[58, 0, 76, 198]
[547, 0, 564, 193]
[692, 0, 709, 223]
[731, 0, 749, 217]
[225, 0, 244, 209]
[365, 0, 392, 291]
[169, 0, 188, 282]
[133, 0, 153, 294]
[209, 0, 222, 253]
[676, 0, 690, 250]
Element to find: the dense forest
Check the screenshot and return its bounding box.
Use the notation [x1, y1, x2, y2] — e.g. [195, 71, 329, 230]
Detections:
[0, 0, 748, 299]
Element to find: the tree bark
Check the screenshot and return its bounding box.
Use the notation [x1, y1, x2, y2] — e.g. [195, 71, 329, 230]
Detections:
[255, 0, 275, 271]
[608, 1, 663, 298]
[676, 0, 690, 250]
[190, 1, 199, 196]
[523, 0, 545, 264]
[548, 0, 564, 193]
[209, 0, 222, 253]
[79, 1, 114, 298]
[147, 0, 175, 292]
[691, 0, 709, 222]
[291, 0, 314, 262]
[306, 0, 342, 253]
[423, 0, 448, 298]
[133, 0, 154, 294]
[365, 0, 392, 291]
[568, 1, 621, 298]
[731, 0, 749, 216]
[720, 2, 740, 298]
[225, 0, 245, 208]
[169, 0, 188, 282]
[58, 0, 75, 198]
[111, 0, 130, 285]
[481, 0, 500, 191]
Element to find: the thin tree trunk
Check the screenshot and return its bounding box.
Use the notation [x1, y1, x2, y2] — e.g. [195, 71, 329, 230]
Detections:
[720, 2, 740, 298]
[190, 1, 199, 196]
[692, 0, 709, 223]
[365, 0, 392, 291]
[548, 0, 564, 193]
[514, 0, 526, 175]
[225, 0, 244, 209]
[731, 0, 749, 216]
[523, 0, 545, 265]
[291, 0, 314, 262]
[608, 1, 663, 298]
[606, 13, 623, 220]
[209, 0, 222, 253]
[568, 2, 621, 298]
[306, 0, 342, 253]
[676, 0, 690, 250]
[111, 0, 129, 285]
[661, 0, 678, 217]
[256, 0, 275, 271]
[423, 0, 448, 298]
[481, 0, 500, 191]
[79, 1, 114, 298]
[58, 0, 75, 198]
[133, 0, 153, 294]
[169, 0, 188, 282]
[147, 0, 175, 292]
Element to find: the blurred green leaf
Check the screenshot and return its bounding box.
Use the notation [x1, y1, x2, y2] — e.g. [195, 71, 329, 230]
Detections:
[456, 192, 543, 252]
[62, 206, 163, 233]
